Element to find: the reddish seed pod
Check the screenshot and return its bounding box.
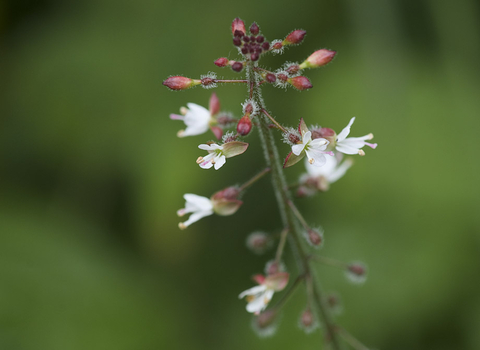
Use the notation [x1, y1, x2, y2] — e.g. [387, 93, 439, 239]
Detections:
[214, 57, 229, 67]
[284, 29, 306, 45]
[231, 62, 243, 72]
[266, 74, 276, 83]
[231, 18, 246, 37]
[233, 37, 241, 46]
[237, 115, 252, 136]
[250, 22, 259, 35]
[262, 42, 270, 50]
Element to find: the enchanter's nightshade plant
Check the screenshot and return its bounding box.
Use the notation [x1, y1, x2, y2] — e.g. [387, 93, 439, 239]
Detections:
[164, 18, 378, 349]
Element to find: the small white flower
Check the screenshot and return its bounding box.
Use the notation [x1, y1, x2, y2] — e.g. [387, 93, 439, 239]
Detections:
[335, 117, 377, 156]
[239, 273, 289, 315]
[303, 154, 353, 185]
[292, 130, 329, 167]
[177, 194, 214, 229]
[170, 103, 212, 137]
[196, 143, 227, 170]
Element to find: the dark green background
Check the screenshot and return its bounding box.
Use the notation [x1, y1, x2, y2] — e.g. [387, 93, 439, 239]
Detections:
[1, 0, 479, 349]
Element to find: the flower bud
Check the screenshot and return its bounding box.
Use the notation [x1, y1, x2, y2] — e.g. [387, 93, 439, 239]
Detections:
[272, 41, 283, 50]
[252, 309, 278, 337]
[326, 292, 343, 315]
[211, 186, 243, 216]
[345, 261, 368, 284]
[264, 260, 286, 275]
[283, 29, 306, 45]
[265, 73, 276, 83]
[201, 76, 216, 89]
[231, 61, 243, 72]
[298, 308, 319, 334]
[246, 231, 271, 255]
[306, 228, 324, 248]
[288, 76, 313, 90]
[286, 64, 300, 75]
[299, 49, 337, 69]
[249, 22, 259, 35]
[264, 272, 289, 291]
[232, 18, 246, 37]
[163, 76, 200, 91]
[214, 57, 229, 67]
[237, 115, 252, 136]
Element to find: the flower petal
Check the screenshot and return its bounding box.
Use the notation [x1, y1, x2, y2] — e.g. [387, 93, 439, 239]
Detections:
[335, 143, 360, 155]
[328, 158, 353, 183]
[183, 194, 213, 212]
[292, 144, 305, 156]
[213, 155, 226, 170]
[336, 117, 355, 142]
[239, 285, 267, 299]
[305, 149, 327, 167]
[181, 209, 214, 228]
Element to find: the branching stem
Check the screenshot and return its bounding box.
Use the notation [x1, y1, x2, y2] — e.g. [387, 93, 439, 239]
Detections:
[239, 167, 271, 192]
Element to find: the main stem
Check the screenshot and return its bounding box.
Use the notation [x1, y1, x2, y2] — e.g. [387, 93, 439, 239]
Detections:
[247, 62, 342, 350]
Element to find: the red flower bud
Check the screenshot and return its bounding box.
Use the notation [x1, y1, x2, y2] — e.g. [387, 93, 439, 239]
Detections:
[300, 49, 337, 69]
[214, 57, 229, 67]
[272, 42, 283, 50]
[232, 17, 246, 37]
[283, 29, 306, 45]
[288, 76, 313, 90]
[237, 115, 252, 136]
[231, 61, 243, 72]
[265, 73, 276, 83]
[249, 22, 259, 35]
[162, 76, 199, 91]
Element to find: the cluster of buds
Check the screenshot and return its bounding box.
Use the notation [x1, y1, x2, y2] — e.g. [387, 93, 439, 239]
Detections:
[164, 18, 377, 346]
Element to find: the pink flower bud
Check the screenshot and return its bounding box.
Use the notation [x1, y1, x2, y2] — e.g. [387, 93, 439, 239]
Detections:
[237, 115, 252, 136]
[306, 228, 323, 248]
[283, 29, 306, 45]
[246, 231, 271, 255]
[288, 76, 312, 90]
[346, 261, 368, 284]
[214, 57, 229, 67]
[209, 92, 220, 116]
[300, 49, 336, 69]
[232, 18, 246, 37]
[298, 308, 319, 334]
[162, 76, 199, 91]
[210, 126, 223, 140]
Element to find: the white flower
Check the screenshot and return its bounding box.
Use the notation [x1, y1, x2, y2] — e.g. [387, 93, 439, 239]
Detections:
[303, 154, 353, 185]
[196, 143, 226, 170]
[335, 117, 377, 155]
[239, 273, 289, 315]
[177, 194, 214, 229]
[292, 130, 329, 167]
[170, 103, 212, 137]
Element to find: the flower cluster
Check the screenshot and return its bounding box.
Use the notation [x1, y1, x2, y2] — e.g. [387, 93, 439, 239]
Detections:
[164, 17, 377, 348]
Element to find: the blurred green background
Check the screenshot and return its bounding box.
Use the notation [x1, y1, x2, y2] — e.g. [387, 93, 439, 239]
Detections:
[1, 0, 480, 349]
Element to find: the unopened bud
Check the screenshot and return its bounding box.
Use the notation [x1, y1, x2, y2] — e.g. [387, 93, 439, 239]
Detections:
[264, 260, 286, 275]
[299, 49, 337, 69]
[288, 76, 313, 90]
[266, 73, 276, 83]
[272, 41, 283, 50]
[251, 52, 260, 61]
[326, 292, 343, 315]
[214, 57, 229, 67]
[209, 92, 220, 116]
[211, 186, 243, 216]
[232, 18, 246, 37]
[252, 309, 278, 337]
[201, 77, 216, 87]
[298, 308, 319, 334]
[283, 29, 306, 45]
[233, 37, 242, 46]
[237, 115, 253, 136]
[163, 76, 200, 91]
[249, 22, 259, 35]
[262, 42, 270, 50]
[306, 228, 324, 248]
[246, 231, 271, 255]
[231, 61, 243, 72]
[286, 64, 301, 75]
[345, 261, 368, 284]
[277, 73, 288, 82]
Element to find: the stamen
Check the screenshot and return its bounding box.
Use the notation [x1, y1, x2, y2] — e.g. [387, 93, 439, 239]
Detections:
[367, 133, 374, 140]
[309, 158, 314, 164]
[170, 114, 185, 120]
[178, 222, 187, 230]
[365, 142, 377, 149]
[358, 150, 365, 156]
[180, 106, 188, 115]
[177, 209, 186, 217]
[177, 130, 185, 137]
[246, 295, 255, 302]
[196, 157, 204, 164]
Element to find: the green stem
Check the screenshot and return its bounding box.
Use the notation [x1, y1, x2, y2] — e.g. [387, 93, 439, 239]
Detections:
[248, 61, 342, 350]
[239, 167, 271, 192]
[337, 327, 370, 350]
[275, 228, 289, 263]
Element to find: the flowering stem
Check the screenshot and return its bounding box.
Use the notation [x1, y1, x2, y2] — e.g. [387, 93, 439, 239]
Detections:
[275, 227, 289, 263]
[214, 79, 249, 84]
[272, 274, 304, 310]
[287, 200, 310, 230]
[249, 62, 342, 350]
[239, 167, 271, 192]
[337, 327, 370, 350]
[260, 108, 287, 133]
[253, 66, 275, 75]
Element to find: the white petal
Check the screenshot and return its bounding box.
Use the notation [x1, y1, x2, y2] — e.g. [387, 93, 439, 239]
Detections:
[336, 117, 355, 142]
[328, 158, 353, 183]
[213, 155, 226, 170]
[182, 124, 209, 137]
[305, 154, 336, 176]
[302, 131, 312, 144]
[239, 285, 267, 299]
[181, 209, 214, 228]
[246, 294, 268, 313]
[305, 149, 327, 167]
[264, 289, 274, 304]
[184, 194, 213, 212]
[310, 137, 329, 151]
[339, 138, 367, 149]
[182, 103, 211, 136]
[198, 144, 215, 151]
[292, 144, 305, 156]
[336, 143, 360, 155]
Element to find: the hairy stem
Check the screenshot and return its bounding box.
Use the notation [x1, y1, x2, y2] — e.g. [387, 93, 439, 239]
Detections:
[248, 61, 342, 350]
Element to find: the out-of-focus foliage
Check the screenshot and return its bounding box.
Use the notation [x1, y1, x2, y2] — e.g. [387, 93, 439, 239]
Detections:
[1, 0, 479, 349]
